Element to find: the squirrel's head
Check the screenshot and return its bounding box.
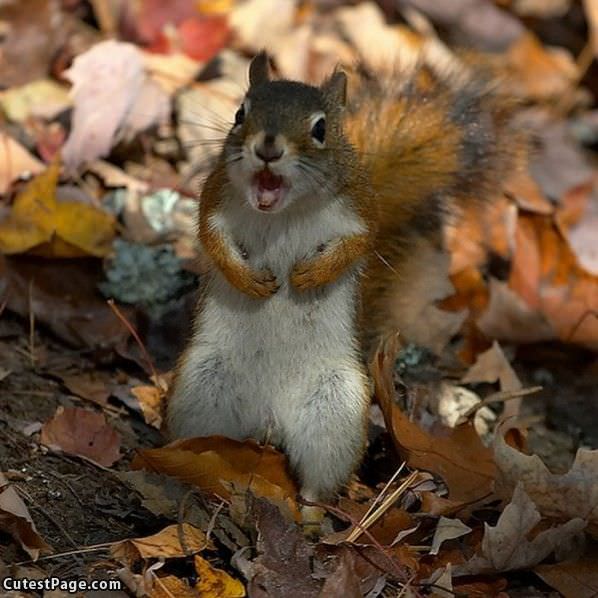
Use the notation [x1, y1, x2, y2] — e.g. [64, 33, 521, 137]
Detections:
[224, 51, 349, 214]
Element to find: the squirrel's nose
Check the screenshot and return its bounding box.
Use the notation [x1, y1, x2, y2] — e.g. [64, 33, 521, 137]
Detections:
[255, 134, 283, 163]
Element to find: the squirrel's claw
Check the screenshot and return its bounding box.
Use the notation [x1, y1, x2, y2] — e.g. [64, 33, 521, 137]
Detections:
[245, 268, 279, 298]
[290, 260, 322, 291]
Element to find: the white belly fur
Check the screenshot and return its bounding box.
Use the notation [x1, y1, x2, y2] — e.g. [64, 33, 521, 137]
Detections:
[168, 196, 370, 497]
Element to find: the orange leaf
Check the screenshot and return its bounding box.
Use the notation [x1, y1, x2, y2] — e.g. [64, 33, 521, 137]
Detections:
[41, 406, 122, 467]
[370, 336, 496, 504]
[133, 436, 299, 517]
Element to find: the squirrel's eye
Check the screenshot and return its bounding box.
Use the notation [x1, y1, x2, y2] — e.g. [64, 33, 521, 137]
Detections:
[234, 105, 245, 127]
[311, 117, 326, 145]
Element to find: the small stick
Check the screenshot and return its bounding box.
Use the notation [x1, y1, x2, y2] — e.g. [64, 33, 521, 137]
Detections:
[346, 470, 419, 543]
[459, 386, 542, 421]
[107, 299, 159, 383]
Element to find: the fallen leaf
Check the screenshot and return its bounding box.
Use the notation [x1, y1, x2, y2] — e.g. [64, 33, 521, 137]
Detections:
[1, 255, 132, 350]
[62, 40, 169, 171]
[0, 0, 70, 87]
[247, 497, 321, 598]
[477, 278, 556, 344]
[430, 516, 472, 555]
[455, 484, 585, 575]
[229, 0, 296, 53]
[462, 341, 521, 392]
[0, 79, 71, 122]
[133, 436, 299, 516]
[0, 133, 45, 195]
[510, 213, 598, 350]
[111, 523, 212, 564]
[318, 550, 361, 598]
[130, 385, 164, 428]
[0, 160, 116, 257]
[371, 335, 496, 504]
[556, 184, 598, 276]
[0, 472, 52, 560]
[535, 550, 598, 598]
[41, 406, 122, 467]
[584, 0, 598, 57]
[194, 554, 246, 597]
[502, 32, 578, 103]
[59, 371, 111, 406]
[494, 431, 598, 536]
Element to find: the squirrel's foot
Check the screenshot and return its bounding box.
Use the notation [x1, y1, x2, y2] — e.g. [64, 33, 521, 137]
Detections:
[290, 260, 326, 291]
[300, 504, 325, 538]
[243, 268, 279, 298]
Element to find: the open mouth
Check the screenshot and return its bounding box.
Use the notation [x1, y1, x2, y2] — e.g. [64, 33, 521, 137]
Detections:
[252, 169, 285, 212]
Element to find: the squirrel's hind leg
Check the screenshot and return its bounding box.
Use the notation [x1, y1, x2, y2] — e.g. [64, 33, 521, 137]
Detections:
[166, 350, 248, 440]
[281, 363, 370, 530]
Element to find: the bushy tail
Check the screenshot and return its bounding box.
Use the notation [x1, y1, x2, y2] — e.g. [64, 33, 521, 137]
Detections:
[344, 64, 520, 353]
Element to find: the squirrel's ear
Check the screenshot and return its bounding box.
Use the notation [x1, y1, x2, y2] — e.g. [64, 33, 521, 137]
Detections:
[321, 70, 347, 107]
[249, 51, 271, 87]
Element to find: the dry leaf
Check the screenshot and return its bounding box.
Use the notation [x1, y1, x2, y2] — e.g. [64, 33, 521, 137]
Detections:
[0, 79, 71, 122]
[59, 371, 111, 406]
[130, 385, 164, 429]
[371, 335, 496, 504]
[41, 406, 122, 467]
[494, 431, 598, 536]
[0, 133, 45, 195]
[477, 278, 555, 344]
[193, 555, 246, 597]
[535, 551, 598, 598]
[0, 472, 51, 560]
[62, 40, 169, 171]
[0, 161, 116, 257]
[133, 436, 299, 517]
[462, 341, 522, 392]
[430, 517, 472, 555]
[111, 523, 212, 564]
[584, 0, 598, 57]
[455, 484, 585, 575]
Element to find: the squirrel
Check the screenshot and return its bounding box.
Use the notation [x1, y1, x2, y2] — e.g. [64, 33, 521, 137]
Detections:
[167, 51, 515, 526]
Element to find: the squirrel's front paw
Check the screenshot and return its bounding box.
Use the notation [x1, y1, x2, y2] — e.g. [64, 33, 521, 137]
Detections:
[290, 260, 323, 291]
[244, 268, 279, 298]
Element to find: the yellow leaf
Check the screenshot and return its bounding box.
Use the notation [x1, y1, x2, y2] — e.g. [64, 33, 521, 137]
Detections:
[111, 523, 213, 565]
[196, 0, 234, 15]
[0, 159, 115, 257]
[194, 555, 246, 597]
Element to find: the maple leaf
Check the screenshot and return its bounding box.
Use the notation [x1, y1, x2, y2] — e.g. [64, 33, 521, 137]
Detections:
[455, 484, 585, 575]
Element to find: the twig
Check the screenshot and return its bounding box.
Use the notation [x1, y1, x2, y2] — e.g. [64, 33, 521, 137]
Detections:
[459, 385, 542, 421]
[28, 278, 35, 367]
[356, 463, 405, 530]
[298, 497, 407, 582]
[15, 543, 113, 566]
[345, 470, 419, 543]
[107, 299, 159, 383]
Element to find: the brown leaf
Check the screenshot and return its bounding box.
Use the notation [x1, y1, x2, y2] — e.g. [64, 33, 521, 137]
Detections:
[583, 0, 598, 57]
[0, 472, 52, 560]
[41, 406, 122, 467]
[133, 436, 298, 516]
[0, 133, 45, 195]
[247, 497, 321, 598]
[430, 516, 472, 555]
[494, 431, 598, 536]
[535, 550, 598, 598]
[59, 371, 111, 406]
[318, 550, 361, 598]
[371, 336, 496, 504]
[1, 255, 132, 351]
[454, 484, 586, 575]
[462, 341, 521, 392]
[111, 523, 213, 565]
